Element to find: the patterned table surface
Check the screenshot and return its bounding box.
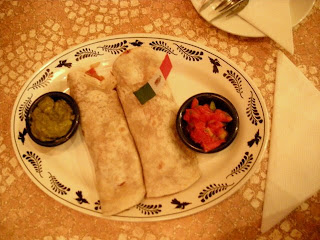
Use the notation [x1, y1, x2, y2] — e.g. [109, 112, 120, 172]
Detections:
[0, 0, 319, 240]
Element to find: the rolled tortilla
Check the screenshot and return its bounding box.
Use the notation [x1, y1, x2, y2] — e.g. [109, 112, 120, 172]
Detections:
[67, 71, 145, 215]
[112, 47, 201, 198]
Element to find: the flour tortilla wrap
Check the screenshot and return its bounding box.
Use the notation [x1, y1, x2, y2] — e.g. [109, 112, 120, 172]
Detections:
[112, 47, 201, 198]
[67, 71, 145, 215]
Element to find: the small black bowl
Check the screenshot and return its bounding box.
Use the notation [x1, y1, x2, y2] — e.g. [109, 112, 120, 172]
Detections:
[176, 92, 239, 153]
[26, 91, 80, 147]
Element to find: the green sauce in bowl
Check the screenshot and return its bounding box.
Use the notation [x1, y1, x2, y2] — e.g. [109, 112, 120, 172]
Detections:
[26, 91, 80, 147]
[30, 96, 75, 142]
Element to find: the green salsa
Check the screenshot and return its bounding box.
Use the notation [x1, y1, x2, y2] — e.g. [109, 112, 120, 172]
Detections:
[30, 96, 75, 142]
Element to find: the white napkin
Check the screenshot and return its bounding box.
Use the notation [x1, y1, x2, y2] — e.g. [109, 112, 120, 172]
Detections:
[261, 51, 320, 233]
[238, 0, 294, 54]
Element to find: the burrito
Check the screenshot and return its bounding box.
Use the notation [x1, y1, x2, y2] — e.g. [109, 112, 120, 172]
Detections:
[112, 47, 201, 197]
[67, 71, 145, 215]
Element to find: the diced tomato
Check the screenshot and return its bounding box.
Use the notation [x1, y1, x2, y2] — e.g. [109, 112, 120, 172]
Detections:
[183, 109, 191, 122]
[211, 109, 232, 122]
[85, 67, 104, 81]
[183, 109, 201, 122]
[183, 97, 233, 152]
[197, 104, 211, 115]
[194, 121, 206, 130]
[190, 128, 205, 144]
[191, 98, 199, 108]
[207, 120, 224, 132]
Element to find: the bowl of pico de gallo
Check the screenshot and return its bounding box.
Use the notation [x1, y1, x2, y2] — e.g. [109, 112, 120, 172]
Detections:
[176, 92, 239, 153]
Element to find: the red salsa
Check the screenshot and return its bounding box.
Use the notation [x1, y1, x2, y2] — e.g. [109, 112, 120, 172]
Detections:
[85, 67, 104, 81]
[183, 98, 232, 152]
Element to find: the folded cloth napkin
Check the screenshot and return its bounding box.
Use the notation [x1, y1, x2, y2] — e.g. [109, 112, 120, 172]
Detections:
[261, 51, 320, 233]
[238, 0, 294, 54]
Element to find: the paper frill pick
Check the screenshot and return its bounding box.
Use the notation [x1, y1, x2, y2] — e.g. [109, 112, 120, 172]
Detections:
[134, 54, 172, 105]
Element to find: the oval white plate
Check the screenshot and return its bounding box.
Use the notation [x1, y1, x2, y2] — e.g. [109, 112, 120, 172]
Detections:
[191, 0, 315, 37]
[11, 34, 269, 222]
